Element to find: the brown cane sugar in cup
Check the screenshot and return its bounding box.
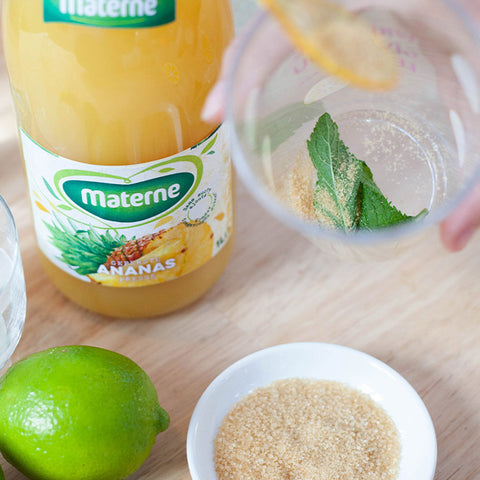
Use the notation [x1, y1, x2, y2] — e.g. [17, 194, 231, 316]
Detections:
[214, 378, 401, 480]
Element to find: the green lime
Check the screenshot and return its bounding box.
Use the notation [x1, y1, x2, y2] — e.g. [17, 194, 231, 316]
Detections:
[0, 346, 169, 480]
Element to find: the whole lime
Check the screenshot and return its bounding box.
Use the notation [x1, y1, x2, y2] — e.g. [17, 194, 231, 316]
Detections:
[0, 346, 169, 480]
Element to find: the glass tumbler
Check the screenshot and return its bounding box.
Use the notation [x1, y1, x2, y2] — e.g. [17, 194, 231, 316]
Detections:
[0, 196, 26, 372]
[226, 0, 480, 259]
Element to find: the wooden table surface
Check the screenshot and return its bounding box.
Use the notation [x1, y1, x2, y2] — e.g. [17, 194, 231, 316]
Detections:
[1, 5, 480, 480]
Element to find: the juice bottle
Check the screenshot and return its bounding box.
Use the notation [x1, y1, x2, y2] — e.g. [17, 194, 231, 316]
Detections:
[2, 0, 235, 317]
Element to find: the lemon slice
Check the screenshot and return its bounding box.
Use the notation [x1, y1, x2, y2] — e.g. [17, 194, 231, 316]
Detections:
[261, 0, 399, 90]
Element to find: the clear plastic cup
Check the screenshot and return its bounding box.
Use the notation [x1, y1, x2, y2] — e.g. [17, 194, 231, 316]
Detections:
[226, 1, 480, 259]
[0, 196, 26, 372]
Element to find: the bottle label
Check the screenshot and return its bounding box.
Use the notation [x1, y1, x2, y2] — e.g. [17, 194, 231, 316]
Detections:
[21, 126, 233, 288]
[44, 0, 176, 28]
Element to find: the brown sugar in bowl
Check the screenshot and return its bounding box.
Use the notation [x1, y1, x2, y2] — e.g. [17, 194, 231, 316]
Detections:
[214, 378, 401, 480]
[187, 342, 436, 480]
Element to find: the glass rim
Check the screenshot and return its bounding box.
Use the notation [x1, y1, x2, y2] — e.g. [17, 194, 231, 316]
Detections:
[0, 195, 20, 296]
[225, 5, 480, 247]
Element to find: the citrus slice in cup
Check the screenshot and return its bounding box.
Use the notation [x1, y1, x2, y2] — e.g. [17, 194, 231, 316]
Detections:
[261, 0, 399, 90]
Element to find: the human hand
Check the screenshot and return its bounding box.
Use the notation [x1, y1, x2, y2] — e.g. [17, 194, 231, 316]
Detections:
[439, 0, 480, 251]
[202, 1, 480, 252]
[202, 12, 292, 124]
[440, 184, 480, 251]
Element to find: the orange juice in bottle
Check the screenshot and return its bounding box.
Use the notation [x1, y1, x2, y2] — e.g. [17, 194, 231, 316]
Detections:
[2, 0, 234, 317]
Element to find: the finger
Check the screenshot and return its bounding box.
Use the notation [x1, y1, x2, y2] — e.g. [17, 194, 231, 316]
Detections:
[202, 11, 293, 123]
[201, 79, 228, 124]
[201, 36, 239, 124]
[440, 183, 480, 251]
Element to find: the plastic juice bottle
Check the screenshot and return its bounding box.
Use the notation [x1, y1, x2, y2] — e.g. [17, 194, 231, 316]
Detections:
[2, 0, 235, 317]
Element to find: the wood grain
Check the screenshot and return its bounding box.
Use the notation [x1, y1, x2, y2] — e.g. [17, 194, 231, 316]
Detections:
[1, 4, 480, 480]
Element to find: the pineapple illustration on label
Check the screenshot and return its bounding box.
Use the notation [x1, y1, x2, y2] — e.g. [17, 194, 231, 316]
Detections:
[22, 126, 232, 287]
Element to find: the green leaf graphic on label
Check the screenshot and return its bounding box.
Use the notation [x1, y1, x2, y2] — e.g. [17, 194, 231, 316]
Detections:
[62, 173, 194, 223]
[43, 0, 176, 29]
[43, 177, 60, 200]
[57, 204, 73, 211]
[201, 134, 218, 155]
[45, 215, 127, 275]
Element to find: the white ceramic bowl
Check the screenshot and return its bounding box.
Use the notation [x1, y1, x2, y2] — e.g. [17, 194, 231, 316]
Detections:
[187, 342, 437, 480]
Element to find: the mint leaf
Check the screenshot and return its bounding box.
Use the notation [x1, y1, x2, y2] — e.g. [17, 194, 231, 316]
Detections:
[307, 113, 363, 230]
[308, 113, 427, 231]
[357, 161, 411, 229]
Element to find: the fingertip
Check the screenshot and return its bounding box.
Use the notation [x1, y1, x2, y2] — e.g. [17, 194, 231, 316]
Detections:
[452, 227, 475, 251]
[440, 222, 475, 252]
[201, 81, 226, 123]
[440, 183, 480, 251]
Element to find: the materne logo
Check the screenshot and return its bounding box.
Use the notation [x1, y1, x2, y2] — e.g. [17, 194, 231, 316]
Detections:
[58, 172, 196, 223]
[44, 0, 176, 28]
